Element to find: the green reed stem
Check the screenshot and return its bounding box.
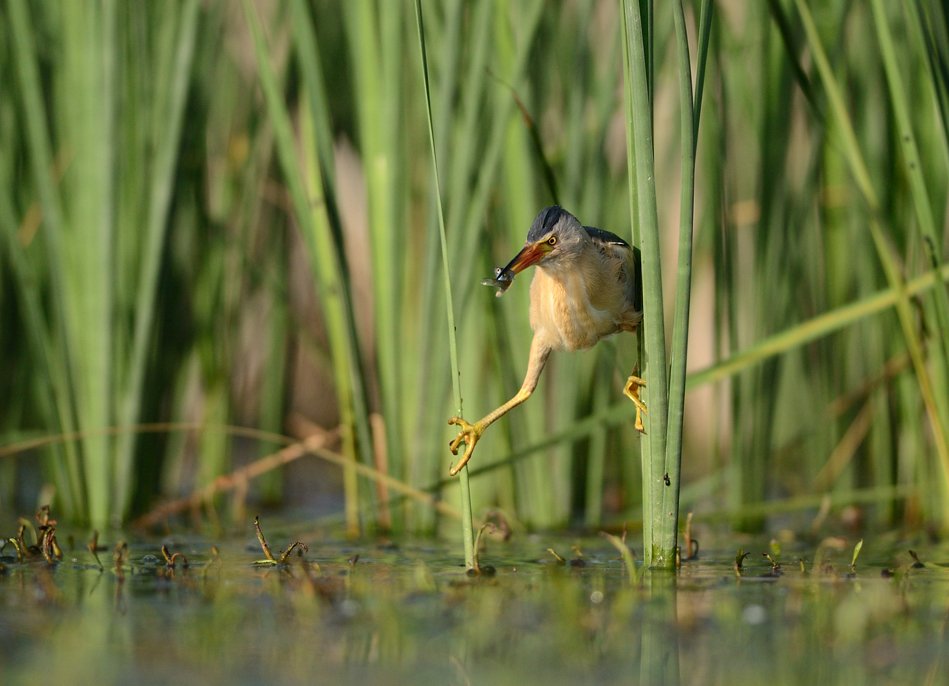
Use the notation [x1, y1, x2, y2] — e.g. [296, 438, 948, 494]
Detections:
[7, 0, 85, 518]
[415, 0, 475, 569]
[871, 0, 949, 423]
[663, 0, 706, 566]
[114, 1, 200, 521]
[621, 0, 672, 568]
[794, 0, 949, 524]
[244, 0, 373, 536]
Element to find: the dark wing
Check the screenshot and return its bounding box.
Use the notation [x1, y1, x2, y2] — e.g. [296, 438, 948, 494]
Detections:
[584, 226, 642, 313]
[630, 244, 643, 313]
[584, 225, 630, 248]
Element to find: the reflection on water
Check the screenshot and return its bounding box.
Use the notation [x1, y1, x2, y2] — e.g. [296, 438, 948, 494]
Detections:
[1, 528, 948, 685]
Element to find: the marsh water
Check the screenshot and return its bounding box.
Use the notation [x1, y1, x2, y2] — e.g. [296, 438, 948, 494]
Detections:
[2, 523, 948, 685]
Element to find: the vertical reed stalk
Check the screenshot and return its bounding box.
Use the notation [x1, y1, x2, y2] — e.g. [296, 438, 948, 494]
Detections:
[870, 0, 949, 412]
[113, 1, 200, 521]
[663, 0, 708, 563]
[244, 0, 374, 536]
[8, 0, 86, 518]
[794, 0, 949, 524]
[3, 1, 946, 536]
[621, 0, 671, 568]
[621, 0, 707, 566]
[414, 0, 475, 568]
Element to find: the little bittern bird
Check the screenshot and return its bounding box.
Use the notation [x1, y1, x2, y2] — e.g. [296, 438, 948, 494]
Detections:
[448, 206, 646, 476]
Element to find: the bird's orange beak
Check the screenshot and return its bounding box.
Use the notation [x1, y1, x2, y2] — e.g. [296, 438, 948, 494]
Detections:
[502, 241, 549, 275]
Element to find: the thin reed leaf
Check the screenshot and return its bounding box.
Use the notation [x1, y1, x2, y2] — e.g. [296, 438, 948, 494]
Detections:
[7, 0, 86, 518]
[662, 0, 702, 557]
[3, 1, 948, 537]
[793, 0, 949, 523]
[688, 264, 949, 389]
[601, 531, 640, 584]
[114, 1, 201, 520]
[243, 0, 374, 536]
[414, 0, 475, 568]
[870, 0, 949, 377]
[342, 0, 407, 487]
[692, 0, 714, 144]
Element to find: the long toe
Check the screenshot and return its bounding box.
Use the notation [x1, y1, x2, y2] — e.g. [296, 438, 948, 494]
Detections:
[448, 417, 481, 474]
[634, 407, 646, 434]
[449, 438, 478, 475]
[623, 374, 648, 434]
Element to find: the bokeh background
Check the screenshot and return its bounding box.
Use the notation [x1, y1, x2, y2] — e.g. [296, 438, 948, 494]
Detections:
[1, 0, 947, 536]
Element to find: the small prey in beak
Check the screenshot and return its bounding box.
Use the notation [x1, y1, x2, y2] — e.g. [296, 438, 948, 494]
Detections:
[480, 241, 549, 298]
[481, 266, 515, 297]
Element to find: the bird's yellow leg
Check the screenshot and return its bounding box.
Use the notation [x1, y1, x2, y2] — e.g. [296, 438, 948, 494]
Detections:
[448, 337, 551, 476]
[623, 372, 647, 433]
[448, 387, 531, 476]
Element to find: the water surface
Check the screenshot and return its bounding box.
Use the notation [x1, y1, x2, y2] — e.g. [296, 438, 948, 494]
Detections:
[2, 526, 947, 685]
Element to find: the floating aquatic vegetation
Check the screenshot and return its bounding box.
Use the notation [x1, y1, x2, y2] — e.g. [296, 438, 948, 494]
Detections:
[253, 516, 308, 566]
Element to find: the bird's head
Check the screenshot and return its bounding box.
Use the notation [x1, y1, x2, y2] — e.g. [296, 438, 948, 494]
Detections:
[501, 206, 586, 277]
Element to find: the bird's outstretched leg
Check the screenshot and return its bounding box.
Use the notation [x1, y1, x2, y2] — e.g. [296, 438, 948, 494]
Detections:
[623, 371, 647, 433]
[448, 337, 551, 476]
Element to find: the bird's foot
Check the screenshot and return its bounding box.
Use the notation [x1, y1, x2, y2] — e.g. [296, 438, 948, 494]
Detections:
[448, 416, 483, 476]
[623, 373, 647, 433]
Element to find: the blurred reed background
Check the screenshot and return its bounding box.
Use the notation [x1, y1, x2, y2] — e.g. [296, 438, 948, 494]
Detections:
[1, 0, 947, 536]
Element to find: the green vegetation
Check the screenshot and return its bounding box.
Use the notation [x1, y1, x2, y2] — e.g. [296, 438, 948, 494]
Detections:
[619, 0, 711, 567]
[413, 0, 476, 567]
[1, 1, 948, 552]
[2, 522, 948, 685]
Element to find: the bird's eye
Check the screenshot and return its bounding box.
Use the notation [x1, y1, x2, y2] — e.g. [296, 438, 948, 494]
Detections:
[547, 236, 557, 246]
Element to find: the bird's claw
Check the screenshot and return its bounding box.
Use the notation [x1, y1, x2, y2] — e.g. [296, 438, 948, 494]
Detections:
[623, 373, 648, 434]
[448, 416, 482, 476]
